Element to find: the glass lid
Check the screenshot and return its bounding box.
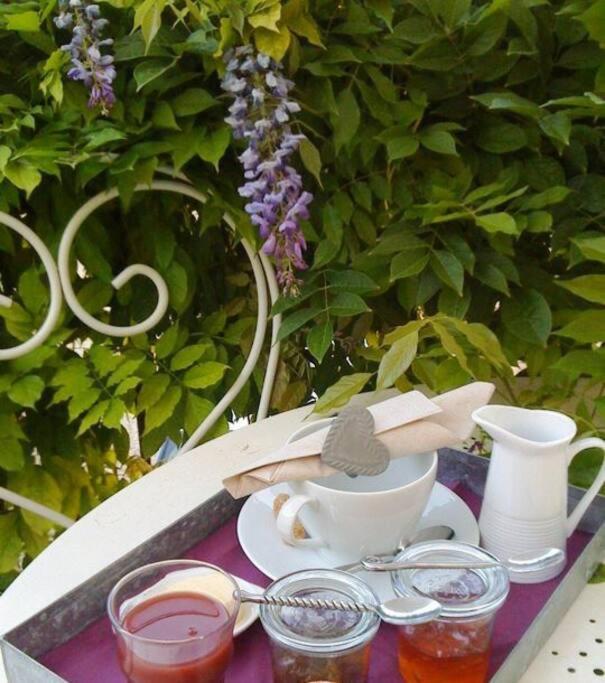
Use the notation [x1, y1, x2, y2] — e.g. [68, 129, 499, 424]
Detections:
[260, 569, 380, 653]
[391, 541, 510, 619]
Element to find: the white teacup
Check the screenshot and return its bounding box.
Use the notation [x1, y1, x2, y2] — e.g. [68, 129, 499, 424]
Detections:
[275, 419, 437, 563]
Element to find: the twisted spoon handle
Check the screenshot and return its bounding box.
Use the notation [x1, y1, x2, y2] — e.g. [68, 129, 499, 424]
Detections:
[239, 590, 373, 613]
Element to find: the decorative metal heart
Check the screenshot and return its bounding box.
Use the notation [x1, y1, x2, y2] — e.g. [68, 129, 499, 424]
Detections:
[321, 406, 390, 476]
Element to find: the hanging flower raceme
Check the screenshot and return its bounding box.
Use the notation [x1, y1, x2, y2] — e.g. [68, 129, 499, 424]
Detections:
[54, 0, 116, 114]
[221, 46, 313, 295]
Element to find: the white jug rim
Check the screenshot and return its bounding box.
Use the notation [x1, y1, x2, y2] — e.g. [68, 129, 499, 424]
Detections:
[472, 404, 577, 448]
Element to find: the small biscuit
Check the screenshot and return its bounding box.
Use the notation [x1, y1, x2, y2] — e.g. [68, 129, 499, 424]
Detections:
[272, 493, 308, 539]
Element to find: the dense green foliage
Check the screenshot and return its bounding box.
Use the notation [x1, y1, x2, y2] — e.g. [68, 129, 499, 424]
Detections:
[0, 0, 604, 585]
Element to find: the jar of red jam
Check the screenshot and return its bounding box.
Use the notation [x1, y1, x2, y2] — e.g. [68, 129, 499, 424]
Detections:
[259, 569, 380, 683]
[391, 541, 510, 683]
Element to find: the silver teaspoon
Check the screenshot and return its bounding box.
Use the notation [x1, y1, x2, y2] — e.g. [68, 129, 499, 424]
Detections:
[238, 590, 441, 626]
[361, 547, 565, 574]
[336, 525, 455, 573]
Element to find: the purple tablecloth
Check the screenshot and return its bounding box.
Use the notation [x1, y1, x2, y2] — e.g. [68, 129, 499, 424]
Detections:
[40, 483, 593, 682]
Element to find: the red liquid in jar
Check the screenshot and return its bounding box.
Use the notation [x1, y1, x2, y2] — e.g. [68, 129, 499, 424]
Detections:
[397, 618, 492, 683]
[118, 591, 233, 683]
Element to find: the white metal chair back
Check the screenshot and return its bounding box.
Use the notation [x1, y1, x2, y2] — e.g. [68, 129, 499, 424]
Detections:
[0, 170, 281, 526]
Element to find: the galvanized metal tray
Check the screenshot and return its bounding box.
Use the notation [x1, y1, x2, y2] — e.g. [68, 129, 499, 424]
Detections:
[1, 448, 603, 682]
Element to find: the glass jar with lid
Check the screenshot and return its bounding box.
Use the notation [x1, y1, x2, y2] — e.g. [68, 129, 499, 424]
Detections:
[259, 569, 380, 683]
[391, 541, 510, 683]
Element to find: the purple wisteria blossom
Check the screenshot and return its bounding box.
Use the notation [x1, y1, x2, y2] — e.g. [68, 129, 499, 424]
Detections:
[221, 46, 313, 295]
[55, 0, 116, 114]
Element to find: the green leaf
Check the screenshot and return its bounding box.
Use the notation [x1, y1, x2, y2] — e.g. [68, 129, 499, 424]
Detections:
[521, 186, 571, 210]
[322, 204, 343, 246]
[387, 136, 419, 161]
[255, 25, 291, 61]
[474, 262, 510, 296]
[333, 89, 360, 152]
[0, 146, 11, 172]
[313, 373, 373, 414]
[449, 319, 510, 369]
[9, 468, 63, 534]
[432, 322, 472, 375]
[558, 276, 605, 305]
[183, 362, 228, 389]
[201, 310, 227, 335]
[4, 161, 41, 197]
[553, 350, 605, 379]
[476, 122, 527, 153]
[68, 387, 103, 423]
[145, 385, 182, 432]
[277, 307, 322, 341]
[104, 399, 126, 429]
[578, 0, 605, 48]
[299, 138, 323, 187]
[377, 332, 418, 389]
[0, 514, 23, 573]
[249, 4, 281, 31]
[0, 438, 25, 471]
[77, 400, 110, 435]
[471, 92, 540, 119]
[556, 311, 605, 343]
[184, 393, 215, 436]
[155, 324, 180, 359]
[312, 239, 340, 269]
[171, 88, 216, 117]
[525, 211, 552, 233]
[152, 101, 180, 130]
[438, 288, 471, 319]
[115, 376, 142, 397]
[539, 112, 571, 146]
[502, 290, 552, 346]
[367, 0, 393, 29]
[475, 212, 518, 235]
[420, 130, 458, 156]
[134, 0, 167, 50]
[134, 58, 177, 91]
[137, 374, 171, 413]
[329, 292, 370, 316]
[431, 250, 464, 295]
[5, 11, 40, 32]
[171, 344, 211, 371]
[390, 249, 430, 281]
[327, 270, 379, 293]
[19, 268, 47, 315]
[8, 375, 44, 408]
[571, 233, 605, 264]
[307, 320, 332, 363]
[198, 127, 231, 171]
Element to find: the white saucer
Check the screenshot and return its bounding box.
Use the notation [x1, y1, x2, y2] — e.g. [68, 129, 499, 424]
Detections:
[237, 482, 479, 601]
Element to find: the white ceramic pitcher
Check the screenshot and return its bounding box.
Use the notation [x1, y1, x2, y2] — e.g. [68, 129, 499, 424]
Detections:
[473, 405, 605, 583]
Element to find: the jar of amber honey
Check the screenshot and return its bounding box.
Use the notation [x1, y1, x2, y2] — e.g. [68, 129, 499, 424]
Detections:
[259, 569, 380, 683]
[391, 541, 510, 683]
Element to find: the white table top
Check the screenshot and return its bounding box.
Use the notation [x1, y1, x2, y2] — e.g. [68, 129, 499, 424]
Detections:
[0, 396, 602, 682]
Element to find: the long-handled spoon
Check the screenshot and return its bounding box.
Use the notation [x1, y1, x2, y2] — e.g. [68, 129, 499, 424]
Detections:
[238, 589, 441, 625]
[336, 525, 455, 573]
[360, 547, 565, 574]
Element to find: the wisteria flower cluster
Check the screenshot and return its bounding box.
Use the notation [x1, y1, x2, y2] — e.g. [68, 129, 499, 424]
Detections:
[221, 46, 313, 295]
[55, 0, 116, 114]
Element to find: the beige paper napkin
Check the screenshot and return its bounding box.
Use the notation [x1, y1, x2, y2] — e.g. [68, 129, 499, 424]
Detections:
[223, 382, 495, 498]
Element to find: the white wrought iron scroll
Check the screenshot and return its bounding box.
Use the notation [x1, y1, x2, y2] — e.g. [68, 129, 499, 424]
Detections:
[0, 212, 63, 360]
[0, 173, 281, 528]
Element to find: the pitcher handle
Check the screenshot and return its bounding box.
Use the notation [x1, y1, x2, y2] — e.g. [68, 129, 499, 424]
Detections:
[566, 437, 605, 537]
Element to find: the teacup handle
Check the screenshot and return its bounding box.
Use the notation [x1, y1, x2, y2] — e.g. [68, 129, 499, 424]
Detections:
[275, 494, 324, 548]
[566, 437, 605, 537]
